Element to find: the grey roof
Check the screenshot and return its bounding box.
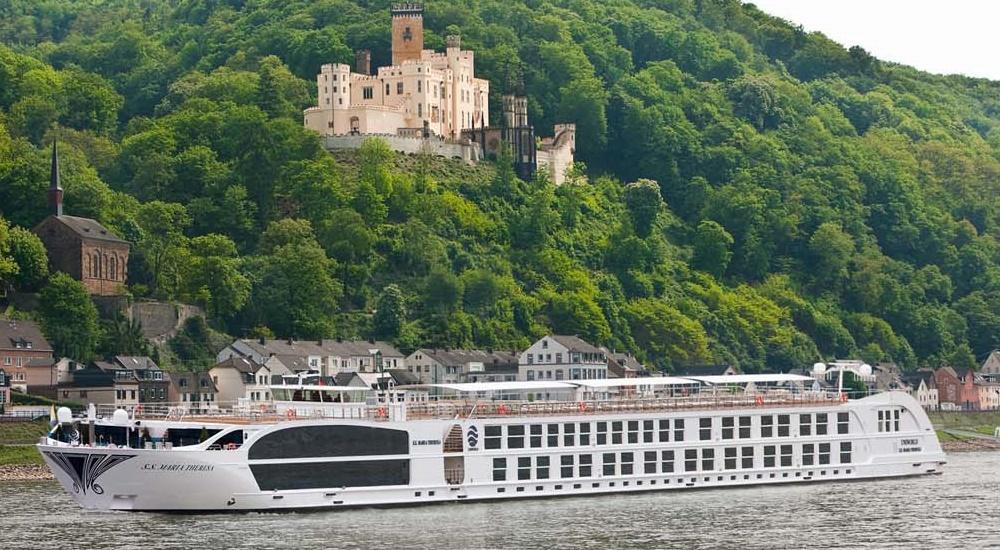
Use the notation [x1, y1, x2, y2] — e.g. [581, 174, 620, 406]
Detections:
[113, 356, 160, 371]
[26, 357, 56, 368]
[170, 371, 218, 392]
[271, 354, 313, 372]
[51, 215, 128, 244]
[902, 371, 936, 388]
[674, 365, 736, 377]
[414, 348, 518, 370]
[212, 356, 266, 374]
[0, 319, 53, 352]
[548, 335, 603, 354]
[388, 369, 419, 385]
[239, 339, 404, 358]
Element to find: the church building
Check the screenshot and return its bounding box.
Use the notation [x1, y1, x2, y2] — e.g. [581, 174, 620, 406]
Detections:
[32, 142, 130, 296]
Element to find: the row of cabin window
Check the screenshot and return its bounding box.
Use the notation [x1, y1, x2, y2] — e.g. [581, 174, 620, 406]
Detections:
[492, 443, 854, 482]
[876, 408, 902, 433]
[484, 413, 851, 450]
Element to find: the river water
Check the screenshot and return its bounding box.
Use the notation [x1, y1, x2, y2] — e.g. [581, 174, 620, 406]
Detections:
[1, 452, 998, 550]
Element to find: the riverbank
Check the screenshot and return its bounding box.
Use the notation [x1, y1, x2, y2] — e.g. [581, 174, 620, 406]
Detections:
[0, 463, 52, 481]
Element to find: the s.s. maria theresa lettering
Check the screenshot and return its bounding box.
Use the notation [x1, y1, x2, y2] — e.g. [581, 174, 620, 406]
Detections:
[44, 452, 136, 495]
[141, 463, 215, 472]
[411, 439, 441, 446]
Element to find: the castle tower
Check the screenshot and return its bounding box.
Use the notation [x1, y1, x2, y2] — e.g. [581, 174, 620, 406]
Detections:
[48, 140, 63, 216]
[355, 49, 371, 75]
[391, 3, 424, 66]
[502, 94, 516, 128]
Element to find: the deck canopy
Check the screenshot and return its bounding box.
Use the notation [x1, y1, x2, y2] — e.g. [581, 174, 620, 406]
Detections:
[404, 381, 577, 393]
[269, 384, 373, 392]
[682, 374, 814, 385]
[570, 377, 698, 389]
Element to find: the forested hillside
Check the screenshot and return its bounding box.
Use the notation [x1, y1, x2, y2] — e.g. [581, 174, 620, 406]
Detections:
[1, 0, 999, 373]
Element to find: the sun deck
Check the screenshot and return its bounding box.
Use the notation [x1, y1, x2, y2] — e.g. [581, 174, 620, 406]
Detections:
[93, 374, 844, 425]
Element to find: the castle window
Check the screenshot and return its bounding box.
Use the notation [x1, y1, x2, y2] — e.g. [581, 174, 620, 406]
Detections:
[386, 83, 390, 95]
[332, 86, 337, 93]
[417, 103, 422, 117]
[363, 86, 373, 100]
[332, 74, 338, 81]
[109, 256, 117, 280]
[92, 253, 101, 278]
[417, 80, 422, 93]
[397, 82, 404, 94]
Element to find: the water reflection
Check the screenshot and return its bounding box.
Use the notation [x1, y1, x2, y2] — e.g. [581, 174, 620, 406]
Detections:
[1, 453, 998, 549]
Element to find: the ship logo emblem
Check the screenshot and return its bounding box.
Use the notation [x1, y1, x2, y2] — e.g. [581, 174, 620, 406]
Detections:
[44, 452, 136, 495]
[466, 425, 479, 448]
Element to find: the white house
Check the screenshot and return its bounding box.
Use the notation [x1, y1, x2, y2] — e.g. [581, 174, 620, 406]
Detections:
[168, 372, 218, 414]
[216, 338, 403, 378]
[903, 371, 939, 411]
[208, 356, 290, 408]
[404, 348, 518, 384]
[518, 335, 608, 382]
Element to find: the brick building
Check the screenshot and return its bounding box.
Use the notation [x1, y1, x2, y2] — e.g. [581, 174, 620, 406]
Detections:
[0, 369, 10, 413]
[934, 366, 962, 410]
[0, 319, 55, 391]
[32, 141, 129, 296]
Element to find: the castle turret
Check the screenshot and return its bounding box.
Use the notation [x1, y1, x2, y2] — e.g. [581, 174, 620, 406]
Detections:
[391, 3, 424, 66]
[355, 49, 371, 76]
[48, 140, 63, 217]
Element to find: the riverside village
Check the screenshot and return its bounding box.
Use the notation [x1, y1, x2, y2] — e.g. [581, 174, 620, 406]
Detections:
[0, 1, 998, 546]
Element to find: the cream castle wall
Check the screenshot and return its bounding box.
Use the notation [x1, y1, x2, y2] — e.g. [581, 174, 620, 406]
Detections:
[537, 124, 576, 185]
[304, 42, 489, 139]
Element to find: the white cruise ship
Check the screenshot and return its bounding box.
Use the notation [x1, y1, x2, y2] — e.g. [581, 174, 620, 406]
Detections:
[37, 374, 946, 511]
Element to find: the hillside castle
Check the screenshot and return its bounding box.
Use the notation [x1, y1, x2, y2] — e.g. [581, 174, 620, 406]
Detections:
[303, 3, 575, 184]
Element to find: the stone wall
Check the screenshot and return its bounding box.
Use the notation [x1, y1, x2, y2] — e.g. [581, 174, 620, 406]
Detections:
[322, 134, 482, 163]
[131, 301, 205, 344]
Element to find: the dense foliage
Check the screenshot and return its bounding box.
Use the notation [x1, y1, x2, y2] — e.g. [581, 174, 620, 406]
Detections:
[1, 0, 999, 373]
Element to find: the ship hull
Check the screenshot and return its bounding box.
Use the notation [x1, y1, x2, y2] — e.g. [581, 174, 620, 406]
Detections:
[39, 392, 946, 512]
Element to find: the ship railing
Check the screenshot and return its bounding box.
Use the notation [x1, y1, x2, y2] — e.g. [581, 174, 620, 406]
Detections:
[443, 468, 464, 485]
[397, 390, 848, 420]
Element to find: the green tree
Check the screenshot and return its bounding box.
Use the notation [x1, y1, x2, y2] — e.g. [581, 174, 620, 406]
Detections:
[98, 314, 149, 358]
[691, 220, 734, 278]
[248, 220, 341, 338]
[808, 222, 854, 288]
[38, 273, 100, 361]
[623, 179, 663, 238]
[0, 218, 22, 288]
[182, 234, 251, 319]
[6, 226, 48, 290]
[625, 299, 711, 370]
[372, 284, 406, 340]
[135, 201, 191, 297]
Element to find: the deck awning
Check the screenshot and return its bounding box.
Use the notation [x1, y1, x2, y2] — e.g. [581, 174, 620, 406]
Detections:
[681, 374, 814, 385]
[571, 377, 699, 389]
[399, 381, 577, 393]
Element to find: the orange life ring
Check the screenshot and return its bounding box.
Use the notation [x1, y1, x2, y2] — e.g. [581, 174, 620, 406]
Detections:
[498, 404, 509, 415]
[840, 393, 849, 403]
[134, 404, 143, 415]
[377, 407, 388, 418]
[578, 402, 588, 413]
[286, 409, 297, 419]
[755, 395, 764, 406]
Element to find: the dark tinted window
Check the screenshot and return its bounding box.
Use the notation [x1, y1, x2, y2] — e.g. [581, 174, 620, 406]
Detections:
[248, 425, 408, 460]
[251, 459, 409, 490]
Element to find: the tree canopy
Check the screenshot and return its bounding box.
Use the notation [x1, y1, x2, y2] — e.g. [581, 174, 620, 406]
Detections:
[0, 0, 998, 372]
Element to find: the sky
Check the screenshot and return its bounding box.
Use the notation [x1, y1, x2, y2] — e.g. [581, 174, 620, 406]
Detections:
[746, 0, 1000, 80]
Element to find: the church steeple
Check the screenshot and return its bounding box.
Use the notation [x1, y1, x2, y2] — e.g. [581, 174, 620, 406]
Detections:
[48, 140, 63, 217]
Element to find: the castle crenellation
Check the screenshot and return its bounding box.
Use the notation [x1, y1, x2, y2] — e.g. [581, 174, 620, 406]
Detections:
[303, 2, 575, 184]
